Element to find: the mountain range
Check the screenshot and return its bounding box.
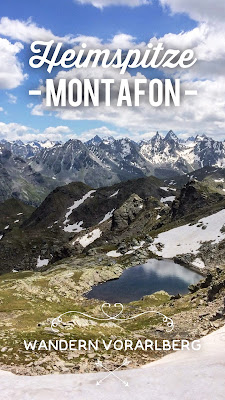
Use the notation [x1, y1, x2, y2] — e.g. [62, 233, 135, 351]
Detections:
[0, 131, 225, 205]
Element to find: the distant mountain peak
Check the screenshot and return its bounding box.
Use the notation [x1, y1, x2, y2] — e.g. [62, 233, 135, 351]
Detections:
[151, 131, 163, 142]
[165, 130, 178, 142]
[86, 135, 103, 145]
[186, 136, 196, 142]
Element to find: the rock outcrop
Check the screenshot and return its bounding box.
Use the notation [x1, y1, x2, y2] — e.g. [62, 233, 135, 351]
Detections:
[112, 194, 144, 231]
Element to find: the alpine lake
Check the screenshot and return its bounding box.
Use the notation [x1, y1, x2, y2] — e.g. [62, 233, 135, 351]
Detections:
[86, 259, 202, 303]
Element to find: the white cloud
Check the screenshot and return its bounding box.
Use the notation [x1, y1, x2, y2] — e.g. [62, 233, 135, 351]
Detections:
[0, 38, 26, 89]
[159, 0, 225, 23]
[150, 24, 225, 81]
[75, 0, 151, 9]
[0, 17, 73, 44]
[31, 104, 44, 116]
[0, 107, 3, 112]
[43, 126, 72, 137]
[7, 93, 17, 104]
[71, 35, 103, 47]
[0, 122, 72, 142]
[0, 122, 31, 140]
[32, 63, 225, 139]
[72, 33, 141, 51]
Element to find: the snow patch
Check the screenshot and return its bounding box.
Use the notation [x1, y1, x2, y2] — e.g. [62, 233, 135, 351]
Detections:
[192, 258, 205, 269]
[107, 250, 122, 257]
[99, 209, 115, 224]
[109, 190, 119, 198]
[75, 228, 102, 248]
[160, 196, 176, 203]
[125, 241, 145, 255]
[214, 178, 224, 183]
[64, 221, 84, 233]
[36, 256, 49, 268]
[149, 209, 225, 258]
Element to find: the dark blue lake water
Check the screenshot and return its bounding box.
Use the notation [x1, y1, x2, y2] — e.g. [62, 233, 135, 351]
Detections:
[86, 259, 202, 303]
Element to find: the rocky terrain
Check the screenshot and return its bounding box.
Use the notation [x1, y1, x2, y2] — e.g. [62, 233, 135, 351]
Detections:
[0, 254, 224, 376]
[0, 143, 62, 205]
[0, 174, 172, 273]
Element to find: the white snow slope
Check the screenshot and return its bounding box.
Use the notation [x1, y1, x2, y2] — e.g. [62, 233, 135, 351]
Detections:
[149, 209, 225, 258]
[0, 326, 224, 399]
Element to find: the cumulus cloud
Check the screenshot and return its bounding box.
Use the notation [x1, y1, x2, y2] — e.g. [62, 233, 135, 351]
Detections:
[33, 64, 225, 139]
[159, 0, 225, 24]
[31, 104, 44, 116]
[43, 126, 72, 137]
[75, 0, 151, 9]
[0, 38, 26, 89]
[0, 17, 73, 44]
[0, 122, 73, 142]
[72, 33, 140, 50]
[149, 23, 225, 81]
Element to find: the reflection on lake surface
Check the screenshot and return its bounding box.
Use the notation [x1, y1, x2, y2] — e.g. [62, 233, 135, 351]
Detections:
[86, 259, 202, 303]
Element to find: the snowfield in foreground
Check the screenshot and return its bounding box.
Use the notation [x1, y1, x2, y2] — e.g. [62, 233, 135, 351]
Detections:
[0, 326, 224, 399]
[149, 209, 225, 259]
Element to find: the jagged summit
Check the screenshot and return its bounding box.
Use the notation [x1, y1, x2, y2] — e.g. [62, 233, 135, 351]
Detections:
[165, 130, 178, 142]
[86, 135, 102, 145]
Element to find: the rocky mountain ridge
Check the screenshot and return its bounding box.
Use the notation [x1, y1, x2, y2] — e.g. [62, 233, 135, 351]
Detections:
[0, 132, 224, 204]
[0, 166, 225, 274]
[0, 143, 62, 206]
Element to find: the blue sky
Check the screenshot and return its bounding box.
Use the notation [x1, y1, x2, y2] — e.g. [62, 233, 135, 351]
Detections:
[0, 0, 224, 142]
[0, 0, 196, 41]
